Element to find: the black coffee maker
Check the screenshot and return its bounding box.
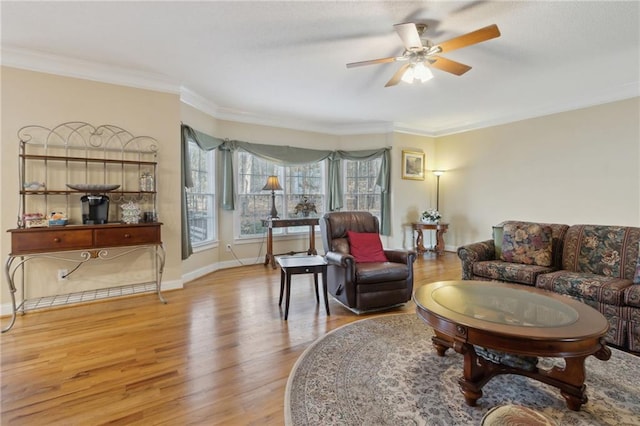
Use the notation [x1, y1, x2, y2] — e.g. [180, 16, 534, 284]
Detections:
[81, 195, 109, 224]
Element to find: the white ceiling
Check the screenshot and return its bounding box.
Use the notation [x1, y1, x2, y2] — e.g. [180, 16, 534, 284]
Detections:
[2, 1, 639, 136]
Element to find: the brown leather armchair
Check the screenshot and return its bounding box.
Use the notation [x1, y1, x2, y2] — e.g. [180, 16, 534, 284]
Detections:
[320, 211, 416, 313]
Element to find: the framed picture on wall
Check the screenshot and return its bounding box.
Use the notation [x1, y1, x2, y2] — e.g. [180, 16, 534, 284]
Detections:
[401, 150, 425, 180]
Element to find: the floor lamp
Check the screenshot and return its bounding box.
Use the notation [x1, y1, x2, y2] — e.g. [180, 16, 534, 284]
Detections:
[433, 170, 444, 211]
[263, 175, 283, 219]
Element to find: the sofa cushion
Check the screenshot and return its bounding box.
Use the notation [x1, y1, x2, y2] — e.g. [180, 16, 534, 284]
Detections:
[536, 270, 633, 306]
[473, 260, 555, 286]
[347, 231, 388, 263]
[492, 221, 569, 269]
[562, 225, 640, 280]
[501, 223, 553, 267]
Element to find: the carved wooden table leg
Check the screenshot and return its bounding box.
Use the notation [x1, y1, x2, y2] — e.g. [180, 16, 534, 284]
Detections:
[415, 229, 427, 254]
[435, 228, 445, 254]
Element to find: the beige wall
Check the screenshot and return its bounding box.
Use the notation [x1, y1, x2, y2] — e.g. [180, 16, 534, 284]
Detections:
[1, 67, 181, 309]
[2, 66, 638, 312]
[436, 97, 640, 249]
[391, 133, 437, 248]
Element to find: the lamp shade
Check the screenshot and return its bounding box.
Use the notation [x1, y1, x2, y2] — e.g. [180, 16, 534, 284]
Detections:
[433, 170, 445, 176]
[262, 175, 282, 191]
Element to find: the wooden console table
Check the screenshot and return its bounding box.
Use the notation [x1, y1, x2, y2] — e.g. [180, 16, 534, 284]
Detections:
[412, 222, 449, 255]
[3, 223, 165, 333]
[261, 218, 319, 268]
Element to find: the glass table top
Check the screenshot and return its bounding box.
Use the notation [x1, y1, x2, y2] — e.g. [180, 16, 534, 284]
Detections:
[429, 282, 579, 328]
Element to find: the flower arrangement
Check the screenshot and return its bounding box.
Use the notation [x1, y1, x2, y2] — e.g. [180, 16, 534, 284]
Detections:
[294, 196, 317, 217]
[420, 208, 441, 223]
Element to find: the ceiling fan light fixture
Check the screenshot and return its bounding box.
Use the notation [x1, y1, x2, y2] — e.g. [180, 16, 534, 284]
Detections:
[402, 62, 433, 84]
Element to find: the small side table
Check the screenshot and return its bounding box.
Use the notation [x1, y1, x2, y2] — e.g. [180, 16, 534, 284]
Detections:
[277, 255, 329, 320]
[412, 222, 449, 255]
[262, 218, 319, 269]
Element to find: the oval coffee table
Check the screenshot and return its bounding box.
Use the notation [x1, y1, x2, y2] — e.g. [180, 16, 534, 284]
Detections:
[414, 280, 611, 411]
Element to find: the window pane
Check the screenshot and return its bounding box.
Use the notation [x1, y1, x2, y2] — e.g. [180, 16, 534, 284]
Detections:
[186, 141, 216, 245]
[344, 158, 381, 218]
[236, 152, 325, 237]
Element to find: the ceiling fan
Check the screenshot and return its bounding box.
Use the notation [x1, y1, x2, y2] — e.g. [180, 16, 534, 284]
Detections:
[346, 23, 501, 87]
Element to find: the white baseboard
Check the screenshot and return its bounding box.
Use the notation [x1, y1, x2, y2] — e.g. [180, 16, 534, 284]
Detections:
[161, 278, 183, 291]
[0, 258, 274, 317]
[182, 257, 264, 284]
[1, 302, 14, 317]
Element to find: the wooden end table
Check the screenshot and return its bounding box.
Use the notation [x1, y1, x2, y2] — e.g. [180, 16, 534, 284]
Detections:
[262, 218, 319, 269]
[412, 222, 448, 255]
[414, 280, 611, 411]
[277, 255, 329, 320]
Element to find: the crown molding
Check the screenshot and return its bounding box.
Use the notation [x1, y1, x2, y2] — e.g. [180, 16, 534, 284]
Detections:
[3, 47, 637, 139]
[179, 87, 395, 136]
[401, 82, 640, 137]
[1, 47, 181, 94]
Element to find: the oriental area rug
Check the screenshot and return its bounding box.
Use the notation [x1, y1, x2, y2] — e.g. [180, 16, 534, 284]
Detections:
[285, 314, 640, 425]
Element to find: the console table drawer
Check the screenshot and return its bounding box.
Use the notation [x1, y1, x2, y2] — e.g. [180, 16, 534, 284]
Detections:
[94, 226, 160, 247]
[11, 229, 94, 254]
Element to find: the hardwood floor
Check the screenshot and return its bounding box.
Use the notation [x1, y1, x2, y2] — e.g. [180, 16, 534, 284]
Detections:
[0, 252, 461, 425]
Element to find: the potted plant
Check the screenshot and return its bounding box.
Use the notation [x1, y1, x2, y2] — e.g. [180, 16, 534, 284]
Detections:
[420, 208, 441, 224]
[294, 196, 317, 217]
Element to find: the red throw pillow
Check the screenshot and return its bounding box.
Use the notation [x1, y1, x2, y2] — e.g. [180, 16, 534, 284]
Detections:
[347, 231, 388, 263]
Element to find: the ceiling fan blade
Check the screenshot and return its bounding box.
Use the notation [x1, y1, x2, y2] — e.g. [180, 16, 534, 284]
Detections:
[429, 56, 472, 76]
[393, 23, 423, 50]
[435, 24, 500, 53]
[385, 63, 411, 87]
[346, 56, 398, 68]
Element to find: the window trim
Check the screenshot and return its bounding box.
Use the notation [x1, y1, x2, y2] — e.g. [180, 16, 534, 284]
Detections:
[186, 141, 217, 248]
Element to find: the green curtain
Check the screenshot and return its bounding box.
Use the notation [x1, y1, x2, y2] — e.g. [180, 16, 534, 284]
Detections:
[219, 146, 235, 210]
[224, 140, 333, 165]
[180, 124, 225, 260]
[327, 154, 343, 212]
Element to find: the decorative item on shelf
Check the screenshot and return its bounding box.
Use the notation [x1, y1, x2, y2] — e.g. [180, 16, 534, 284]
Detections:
[23, 213, 48, 228]
[142, 211, 157, 223]
[139, 172, 154, 192]
[262, 175, 283, 219]
[48, 211, 68, 226]
[294, 195, 317, 217]
[120, 201, 141, 224]
[67, 183, 120, 192]
[23, 181, 45, 191]
[420, 208, 441, 224]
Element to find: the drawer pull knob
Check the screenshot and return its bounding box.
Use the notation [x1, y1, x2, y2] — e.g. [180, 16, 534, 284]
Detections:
[124, 233, 131, 238]
[53, 238, 61, 243]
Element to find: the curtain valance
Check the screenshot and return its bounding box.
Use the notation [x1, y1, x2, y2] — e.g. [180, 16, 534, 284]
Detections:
[180, 124, 393, 259]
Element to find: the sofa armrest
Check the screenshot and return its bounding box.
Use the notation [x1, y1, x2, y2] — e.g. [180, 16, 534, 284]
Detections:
[457, 240, 496, 279]
[384, 249, 417, 265]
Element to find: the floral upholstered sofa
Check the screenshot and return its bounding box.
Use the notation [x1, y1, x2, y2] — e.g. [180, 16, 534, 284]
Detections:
[457, 221, 640, 352]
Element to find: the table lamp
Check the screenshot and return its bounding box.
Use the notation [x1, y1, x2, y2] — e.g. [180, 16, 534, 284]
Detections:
[263, 175, 283, 218]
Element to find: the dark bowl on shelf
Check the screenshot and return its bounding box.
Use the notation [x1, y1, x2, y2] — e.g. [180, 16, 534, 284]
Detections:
[66, 184, 120, 192]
